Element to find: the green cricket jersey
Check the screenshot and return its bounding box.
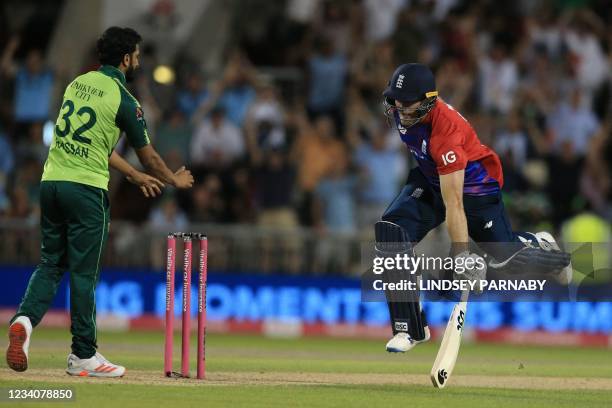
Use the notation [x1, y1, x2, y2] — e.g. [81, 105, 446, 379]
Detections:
[42, 65, 150, 190]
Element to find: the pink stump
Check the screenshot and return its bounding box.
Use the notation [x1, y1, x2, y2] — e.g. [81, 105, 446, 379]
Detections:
[181, 234, 192, 377]
[197, 235, 208, 379]
[164, 234, 176, 377]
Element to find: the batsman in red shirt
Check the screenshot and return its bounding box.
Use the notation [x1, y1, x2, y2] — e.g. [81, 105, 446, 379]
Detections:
[375, 63, 572, 353]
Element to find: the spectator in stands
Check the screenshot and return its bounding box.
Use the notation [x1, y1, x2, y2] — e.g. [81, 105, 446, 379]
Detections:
[437, 8, 477, 70]
[353, 123, 403, 229]
[435, 57, 473, 112]
[148, 195, 189, 231]
[15, 123, 48, 164]
[352, 40, 396, 103]
[526, 11, 563, 60]
[478, 40, 518, 114]
[494, 111, 529, 170]
[317, 0, 356, 55]
[547, 140, 585, 227]
[190, 106, 245, 171]
[248, 104, 300, 271]
[190, 175, 225, 223]
[217, 57, 257, 127]
[177, 72, 210, 118]
[0, 36, 54, 131]
[291, 114, 346, 225]
[563, 12, 608, 96]
[286, 0, 320, 27]
[363, 0, 407, 43]
[12, 156, 42, 210]
[493, 111, 529, 192]
[0, 128, 14, 212]
[148, 195, 190, 268]
[192, 51, 256, 127]
[343, 84, 378, 144]
[528, 103, 586, 228]
[226, 166, 256, 223]
[5, 185, 37, 223]
[313, 152, 355, 273]
[155, 109, 192, 163]
[253, 147, 297, 227]
[246, 85, 294, 224]
[583, 117, 612, 218]
[391, 6, 429, 66]
[547, 88, 599, 157]
[244, 81, 286, 153]
[517, 47, 557, 125]
[314, 152, 355, 233]
[306, 36, 348, 134]
[252, 146, 301, 273]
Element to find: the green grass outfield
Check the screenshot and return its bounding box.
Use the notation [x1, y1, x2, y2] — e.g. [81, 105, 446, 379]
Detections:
[1, 328, 611, 407]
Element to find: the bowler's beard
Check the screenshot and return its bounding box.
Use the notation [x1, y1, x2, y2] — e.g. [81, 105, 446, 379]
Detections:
[125, 64, 136, 82]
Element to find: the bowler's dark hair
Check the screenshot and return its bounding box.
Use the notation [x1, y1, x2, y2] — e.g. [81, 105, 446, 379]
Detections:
[96, 27, 142, 67]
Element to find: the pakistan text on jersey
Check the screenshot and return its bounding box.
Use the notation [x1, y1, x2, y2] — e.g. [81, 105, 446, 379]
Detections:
[55, 139, 89, 159]
[70, 81, 105, 102]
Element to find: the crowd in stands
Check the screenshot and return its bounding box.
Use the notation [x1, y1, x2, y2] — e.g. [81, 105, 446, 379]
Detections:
[0, 0, 610, 241]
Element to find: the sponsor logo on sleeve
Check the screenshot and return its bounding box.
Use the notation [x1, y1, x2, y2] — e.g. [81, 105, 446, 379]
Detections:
[441, 151, 456, 166]
[135, 107, 148, 129]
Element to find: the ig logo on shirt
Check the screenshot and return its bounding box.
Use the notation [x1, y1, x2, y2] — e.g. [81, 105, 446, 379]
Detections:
[442, 151, 456, 166]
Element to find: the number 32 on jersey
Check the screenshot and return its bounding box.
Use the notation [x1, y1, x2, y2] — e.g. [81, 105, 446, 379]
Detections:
[54, 99, 97, 159]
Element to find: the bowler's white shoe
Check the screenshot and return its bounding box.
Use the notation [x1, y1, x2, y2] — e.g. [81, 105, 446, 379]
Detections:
[385, 327, 431, 353]
[6, 316, 32, 372]
[535, 232, 573, 285]
[66, 352, 125, 377]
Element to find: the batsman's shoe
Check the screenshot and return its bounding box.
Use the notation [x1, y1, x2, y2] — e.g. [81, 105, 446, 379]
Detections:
[386, 327, 431, 353]
[535, 232, 573, 285]
[66, 352, 125, 377]
[6, 316, 32, 372]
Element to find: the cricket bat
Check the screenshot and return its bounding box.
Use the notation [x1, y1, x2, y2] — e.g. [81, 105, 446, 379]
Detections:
[430, 290, 469, 388]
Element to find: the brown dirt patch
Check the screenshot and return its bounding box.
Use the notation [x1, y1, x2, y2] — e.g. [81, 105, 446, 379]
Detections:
[1, 368, 612, 390]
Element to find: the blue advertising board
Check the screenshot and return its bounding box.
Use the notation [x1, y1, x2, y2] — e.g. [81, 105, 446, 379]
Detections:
[1, 266, 611, 333]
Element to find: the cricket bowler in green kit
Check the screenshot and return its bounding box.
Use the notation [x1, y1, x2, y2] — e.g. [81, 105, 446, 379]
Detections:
[5, 27, 194, 377]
